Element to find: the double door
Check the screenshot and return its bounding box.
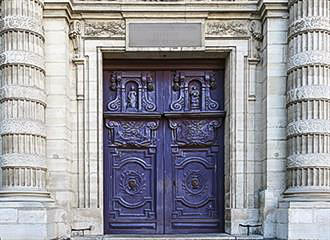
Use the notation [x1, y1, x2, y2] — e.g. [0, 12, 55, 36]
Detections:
[103, 68, 224, 234]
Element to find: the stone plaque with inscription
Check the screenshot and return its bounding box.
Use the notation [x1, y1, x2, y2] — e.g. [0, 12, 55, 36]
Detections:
[128, 23, 202, 48]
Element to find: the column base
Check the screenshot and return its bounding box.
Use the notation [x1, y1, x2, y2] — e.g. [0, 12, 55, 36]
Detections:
[0, 190, 52, 202]
[284, 187, 330, 200]
[0, 201, 52, 240]
[277, 199, 330, 240]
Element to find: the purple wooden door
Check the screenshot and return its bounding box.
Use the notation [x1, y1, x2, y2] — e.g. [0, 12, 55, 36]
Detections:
[103, 69, 224, 234]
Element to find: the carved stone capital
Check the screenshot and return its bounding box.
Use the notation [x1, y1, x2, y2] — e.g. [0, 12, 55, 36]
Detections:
[69, 21, 82, 58]
[288, 51, 330, 71]
[287, 119, 330, 137]
[206, 20, 249, 37]
[0, 51, 45, 70]
[0, 16, 44, 37]
[288, 153, 330, 168]
[84, 20, 125, 38]
[0, 119, 46, 136]
[289, 17, 330, 38]
[0, 86, 47, 105]
[287, 85, 330, 104]
[0, 154, 46, 168]
[249, 20, 263, 41]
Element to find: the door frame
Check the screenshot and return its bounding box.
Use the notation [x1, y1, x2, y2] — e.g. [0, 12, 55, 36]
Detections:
[72, 42, 253, 235]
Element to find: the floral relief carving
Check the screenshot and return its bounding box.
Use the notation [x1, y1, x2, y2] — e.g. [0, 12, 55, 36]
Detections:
[0, 16, 44, 37]
[288, 51, 330, 71]
[0, 85, 47, 104]
[0, 119, 46, 136]
[84, 20, 125, 37]
[0, 51, 45, 70]
[0, 154, 46, 168]
[287, 119, 330, 137]
[287, 153, 330, 168]
[105, 120, 159, 147]
[206, 20, 249, 37]
[289, 17, 330, 38]
[169, 119, 221, 146]
[287, 85, 330, 103]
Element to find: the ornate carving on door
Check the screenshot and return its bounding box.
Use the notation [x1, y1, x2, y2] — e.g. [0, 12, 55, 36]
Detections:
[103, 69, 225, 234]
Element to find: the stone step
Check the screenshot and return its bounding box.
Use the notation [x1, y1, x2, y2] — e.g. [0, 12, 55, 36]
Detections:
[72, 234, 264, 240]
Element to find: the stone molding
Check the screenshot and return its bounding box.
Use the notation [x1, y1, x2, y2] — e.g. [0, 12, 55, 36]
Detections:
[287, 85, 330, 104]
[84, 20, 125, 38]
[0, 16, 44, 37]
[288, 51, 330, 71]
[0, 154, 46, 168]
[0, 86, 47, 105]
[289, 17, 330, 38]
[0, 51, 45, 70]
[288, 153, 330, 168]
[206, 20, 249, 37]
[287, 119, 330, 137]
[0, 119, 46, 136]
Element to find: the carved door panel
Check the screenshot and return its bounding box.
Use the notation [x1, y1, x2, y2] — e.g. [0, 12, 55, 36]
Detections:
[103, 69, 224, 234]
[103, 71, 164, 234]
[164, 71, 224, 233]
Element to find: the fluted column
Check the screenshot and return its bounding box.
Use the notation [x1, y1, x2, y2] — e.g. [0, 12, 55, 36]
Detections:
[0, 0, 49, 199]
[286, 0, 330, 197]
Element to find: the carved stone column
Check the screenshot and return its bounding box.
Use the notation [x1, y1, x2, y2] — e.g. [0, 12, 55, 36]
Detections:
[286, 0, 330, 198]
[0, 0, 49, 200]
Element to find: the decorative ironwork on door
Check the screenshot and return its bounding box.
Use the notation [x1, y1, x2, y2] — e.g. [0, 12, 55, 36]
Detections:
[103, 70, 225, 234]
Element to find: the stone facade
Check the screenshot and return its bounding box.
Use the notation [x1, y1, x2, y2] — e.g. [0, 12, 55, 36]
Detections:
[0, 0, 329, 239]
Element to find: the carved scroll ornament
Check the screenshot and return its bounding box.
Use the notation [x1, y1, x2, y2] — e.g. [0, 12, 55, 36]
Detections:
[105, 120, 159, 147]
[107, 72, 156, 112]
[169, 119, 221, 146]
[289, 17, 330, 38]
[84, 20, 125, 37]
[287, 119, 330, 137]
[170, 72, 219, 112]
[206, 20, 249, 37]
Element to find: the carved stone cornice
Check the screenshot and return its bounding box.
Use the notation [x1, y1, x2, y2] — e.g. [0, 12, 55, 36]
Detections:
[0, 119, 46, 136]
[289, 17, 330, 39]
[0, 86, 47, 105]
[84, 20, 125, 38]
[206, 20, 250, 37]
[0, 154, 46, 168]
[288, 153, 330, 168]
[288, 51, 330, 71]
[0, 16, 44, 38]
[287, 119, 330, 137]
[287, 85, 330, 104]
[0, 51, 45, 70]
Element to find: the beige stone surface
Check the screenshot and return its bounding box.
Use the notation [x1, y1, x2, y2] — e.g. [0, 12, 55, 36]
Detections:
[0, 0, 329, 239]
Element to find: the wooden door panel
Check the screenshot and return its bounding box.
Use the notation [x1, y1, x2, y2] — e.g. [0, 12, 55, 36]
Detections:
[165, 118, 223, 233]
[103, 68, 224, 234]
